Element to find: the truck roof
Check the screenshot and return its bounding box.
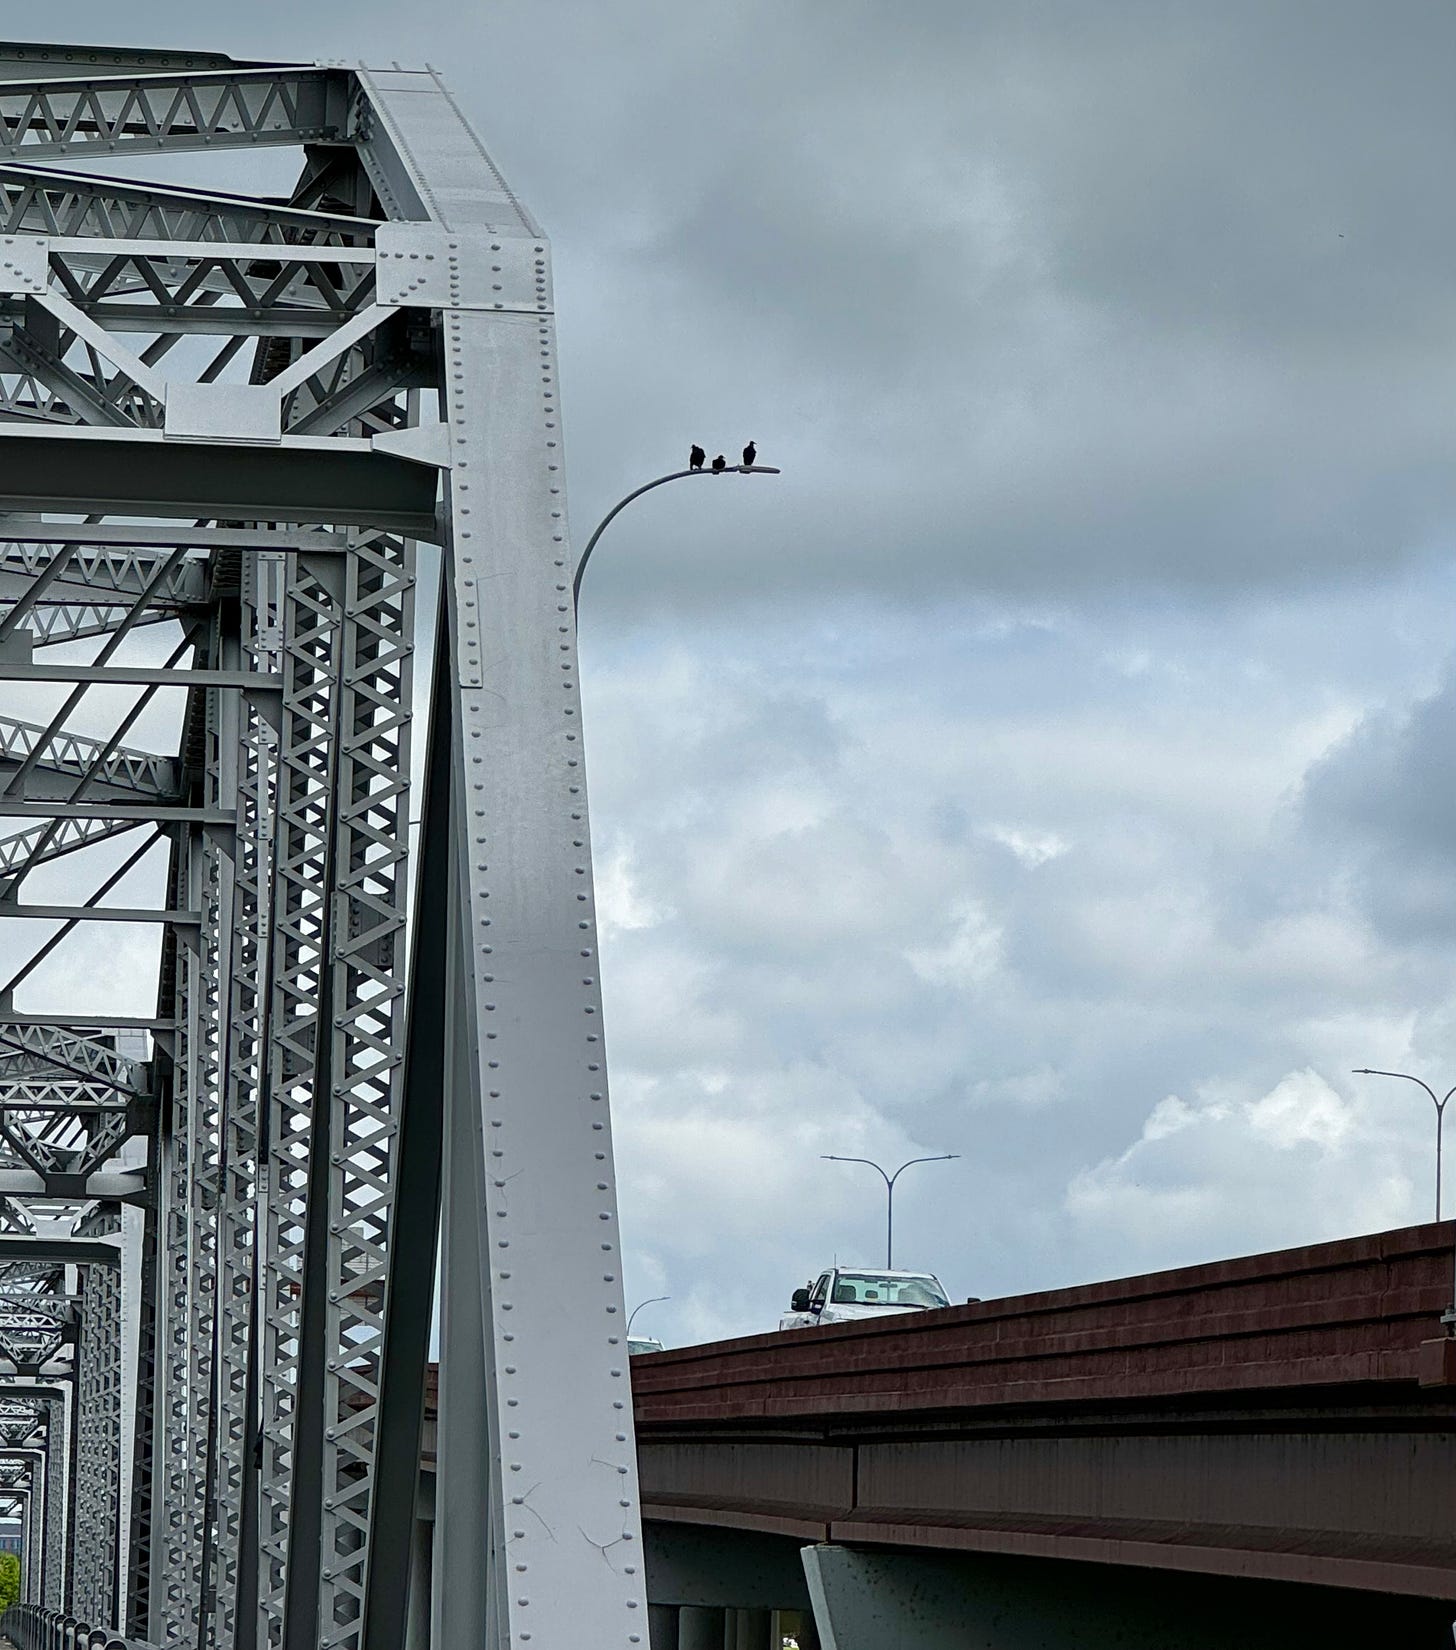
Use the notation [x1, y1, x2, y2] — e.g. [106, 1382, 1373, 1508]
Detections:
[822, 1265, 942, 1280]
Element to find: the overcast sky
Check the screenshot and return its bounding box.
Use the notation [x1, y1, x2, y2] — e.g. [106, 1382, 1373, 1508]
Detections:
[18, 2, 1456, 1346]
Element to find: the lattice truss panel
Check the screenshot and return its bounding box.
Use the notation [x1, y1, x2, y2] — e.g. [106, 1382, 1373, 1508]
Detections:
[0, 35, 647, 1650]
[72, 1226, 121, 1625]
[0, 1377, 63, 1606]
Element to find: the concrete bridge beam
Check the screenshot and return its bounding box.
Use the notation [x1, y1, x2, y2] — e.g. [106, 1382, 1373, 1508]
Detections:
[801, 1544, 1456, 1650]
[647, 1603, 680, 1649]
[649, 1603, 817, 1650]
[730, 1607, 772, 1649]
[644, 1521, 812, 1612]
[676, 1605, 725, 1650]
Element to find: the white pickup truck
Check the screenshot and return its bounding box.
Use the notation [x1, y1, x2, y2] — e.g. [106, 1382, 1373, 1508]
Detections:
[779, 1265, 950, 1330]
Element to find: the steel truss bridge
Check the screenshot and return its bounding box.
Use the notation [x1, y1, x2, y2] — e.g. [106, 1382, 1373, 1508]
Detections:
[0, 37, 645, 1650]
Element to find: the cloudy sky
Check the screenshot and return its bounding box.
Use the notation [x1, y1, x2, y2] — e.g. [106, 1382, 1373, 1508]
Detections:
[19, 1, 1456, 1346]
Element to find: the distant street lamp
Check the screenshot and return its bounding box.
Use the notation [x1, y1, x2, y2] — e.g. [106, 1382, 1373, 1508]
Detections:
[1351, 1068, 1453, 1221]
[572, 462, 781, 609]
[821, 1153, 959, 1269]
[626, 1295, 669, 1337]
[1353, 1067, 1456, 1338]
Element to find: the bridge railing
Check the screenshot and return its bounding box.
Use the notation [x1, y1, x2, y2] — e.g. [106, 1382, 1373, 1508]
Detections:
[1, 1603, 157, 1650]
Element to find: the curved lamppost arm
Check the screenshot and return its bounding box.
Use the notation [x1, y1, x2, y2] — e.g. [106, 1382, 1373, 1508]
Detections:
[1353, 1067, 1447, 1111]
[626, 1295, 670, 1337]
[821, 1155, 893, 1190]
[887, 1154, 961, 1190]
[573, 465, 781, 609]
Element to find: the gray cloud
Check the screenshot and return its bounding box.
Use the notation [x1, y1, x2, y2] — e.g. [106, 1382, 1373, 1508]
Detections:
[49, 2, 1456, 612]
[1300, 667, 1456, 944]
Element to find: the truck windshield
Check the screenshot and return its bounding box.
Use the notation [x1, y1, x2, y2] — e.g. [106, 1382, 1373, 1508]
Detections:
[831, 1273, 948, 1308]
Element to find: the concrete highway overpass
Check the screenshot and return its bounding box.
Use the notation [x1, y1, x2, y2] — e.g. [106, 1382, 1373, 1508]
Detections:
[619, 1221, 1456, 1647]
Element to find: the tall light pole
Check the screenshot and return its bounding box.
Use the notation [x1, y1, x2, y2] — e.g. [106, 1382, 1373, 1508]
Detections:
[1351, 1068, 1453, 1221]
[573, 462, 781, 609]
[821, 1153, 959, 1269]
[1353, 1067, 1456, 1337]
[626, 1295, 669, 1337]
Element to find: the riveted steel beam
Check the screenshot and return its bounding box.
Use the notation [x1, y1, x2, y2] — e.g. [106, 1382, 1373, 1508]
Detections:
[0, 162, 378, 245]
[0, 427, 439, 532]
[0, 64, 350, 161]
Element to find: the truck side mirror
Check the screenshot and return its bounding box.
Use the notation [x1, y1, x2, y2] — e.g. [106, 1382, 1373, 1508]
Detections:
[790, 1288, 811, 1311]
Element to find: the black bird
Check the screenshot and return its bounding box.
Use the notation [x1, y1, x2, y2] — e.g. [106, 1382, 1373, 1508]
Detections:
[689, 444, 705, 470]
[711, 453, 727, 473]
[742, 441, 757, 467]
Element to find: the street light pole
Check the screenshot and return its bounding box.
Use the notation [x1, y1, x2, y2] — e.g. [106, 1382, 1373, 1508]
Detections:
[572, 463, 781, 609]
[626, 1295, 669, 1337]
[821, 1153, 959, 1269]
[1353, 1067, 1456, 1335]
[1351, 1068, 1454, 1221]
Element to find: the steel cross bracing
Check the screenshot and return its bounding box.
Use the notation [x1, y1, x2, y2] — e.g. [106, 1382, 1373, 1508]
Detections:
[0, 36, 646, 1650]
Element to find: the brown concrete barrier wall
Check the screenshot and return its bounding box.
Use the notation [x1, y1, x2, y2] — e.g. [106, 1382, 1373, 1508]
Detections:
[633, 1222, 1455, 1424]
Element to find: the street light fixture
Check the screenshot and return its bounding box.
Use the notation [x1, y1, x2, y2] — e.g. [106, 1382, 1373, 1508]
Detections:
[573, 462, 782, 609]
[626, 1295, 669, 1337]
[575, 459, 775, 1347]
[1351, 1068, 1453, 1221]
[821, 1153, 959, 1269]
[1352, 1067, 1456, 1338]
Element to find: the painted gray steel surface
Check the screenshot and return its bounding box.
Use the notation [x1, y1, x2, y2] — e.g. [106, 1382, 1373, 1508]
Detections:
[0, 38, 644, 1649]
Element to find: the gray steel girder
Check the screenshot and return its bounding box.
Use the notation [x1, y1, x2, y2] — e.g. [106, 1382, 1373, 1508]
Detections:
[0, 65, 350, 160]
[0, 717, 177, 800]
[0, 163, 378, 246]
[0, 40, 647, 1650]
